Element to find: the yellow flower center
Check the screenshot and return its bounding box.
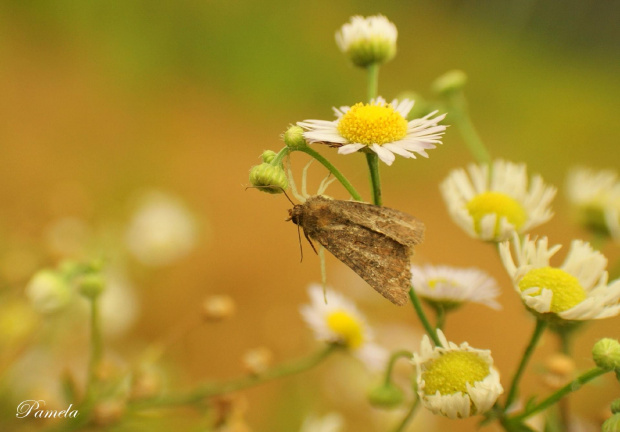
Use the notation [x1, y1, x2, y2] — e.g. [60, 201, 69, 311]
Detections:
[466, 192, 527, 236]
[428, 277, 457, 291]
[518, 267, 587, 313]
[337, 102, 408, 145]
[326, 310, 364, 349]
[422, 351, 489, 395]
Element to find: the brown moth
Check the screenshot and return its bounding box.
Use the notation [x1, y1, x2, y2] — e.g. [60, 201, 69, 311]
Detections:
[288, 195, 425, 306]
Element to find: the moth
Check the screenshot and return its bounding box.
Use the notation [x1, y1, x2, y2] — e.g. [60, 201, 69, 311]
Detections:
[288, 195, 425, 306]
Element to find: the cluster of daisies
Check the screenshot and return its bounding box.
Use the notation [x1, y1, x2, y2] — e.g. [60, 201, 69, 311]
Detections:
[291, 14, 620, 421]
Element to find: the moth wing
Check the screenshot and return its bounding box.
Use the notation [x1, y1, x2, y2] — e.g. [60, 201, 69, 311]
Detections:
[307, 222, 411, 306]
[330, 200, 425, 247]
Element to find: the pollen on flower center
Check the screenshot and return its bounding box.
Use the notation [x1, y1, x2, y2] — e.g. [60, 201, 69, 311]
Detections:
[466, 192, 527, 235]
[337, 102, 408, 146]
[518, 267, 587, 313]
[422, 351, 489, 395]
[326, 310, 364, 349]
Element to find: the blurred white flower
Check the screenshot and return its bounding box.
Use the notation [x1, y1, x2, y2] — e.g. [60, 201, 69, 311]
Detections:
[441, 160, 556, 241]
[300, 412, 344, 432]
[98, 270, 139, 337]
[25, 269, 72, 314]
[300, 284, 387, 371]
[125, 191, 198, 266]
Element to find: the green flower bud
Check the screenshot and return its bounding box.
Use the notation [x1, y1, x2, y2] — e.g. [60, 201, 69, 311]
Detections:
[25, 270, 72, 314]
[283, 125, 306, 150]
[602, 413, 620, 432]
[77, 273, 106, 299]
[261, 150, 277, 164]
[249, 163, 288, 194]
[611, 398, 620, 414]
[336, 15, 398, 68]
[592, 338, 620, 371]
[432, 70, 468, 98]
[368, 382, 404, 409]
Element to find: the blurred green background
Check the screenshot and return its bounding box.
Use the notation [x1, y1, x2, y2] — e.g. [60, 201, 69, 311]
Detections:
[0, 1, 619, 431]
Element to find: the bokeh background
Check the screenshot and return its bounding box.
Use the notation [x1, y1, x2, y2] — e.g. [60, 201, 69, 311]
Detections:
[0, 1, 619, 431]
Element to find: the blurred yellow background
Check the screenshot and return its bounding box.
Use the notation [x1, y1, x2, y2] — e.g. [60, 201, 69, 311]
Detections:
[0, 1, 619, 431]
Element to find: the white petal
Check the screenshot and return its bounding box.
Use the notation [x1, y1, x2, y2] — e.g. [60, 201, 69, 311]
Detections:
[337, 143, 365, 155]
[370, 144, 395, 165]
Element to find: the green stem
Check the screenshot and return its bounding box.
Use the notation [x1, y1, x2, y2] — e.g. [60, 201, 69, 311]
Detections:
[131, 345, 338, 409]
[408, 287, 442, 347]
[507, 367, 607, 424]
[367, 63, 379, 101]
[392, 397, 420, 432]
[295, 146, 363, 201]
[448, 93, 492, 165]
[384, 350, 413, 386]
[366, 152, 382, 205]
[434, 305, 446, 330]
[504, 319, 547, 410]
[85, 296, 103, 404]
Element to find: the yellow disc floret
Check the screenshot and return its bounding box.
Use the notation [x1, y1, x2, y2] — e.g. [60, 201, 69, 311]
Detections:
[327, 310, 364, 349]
[422, 351, 489, 395]
[466, 192, 527, 236]
[337, 102, 408, 146]
[518, 267, 587, 313]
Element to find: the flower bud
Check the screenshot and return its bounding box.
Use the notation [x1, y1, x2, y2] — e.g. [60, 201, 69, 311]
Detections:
[336, 15, 397, 68]
[592, 338, 620, 371]
[261, 150, 277, 164]
[368, 382, 404, 409]
[25, 269, 72, 313]
[249, 163, 288, 194]
[201, 295, 236, 322]
[77, 273, 106, 299]
[602, 413, 620, 432]
[611, 398, 620, 414]
[283, 125, 307, 149]
[242, 347, 273, 375]
[432, 70, 468, 98]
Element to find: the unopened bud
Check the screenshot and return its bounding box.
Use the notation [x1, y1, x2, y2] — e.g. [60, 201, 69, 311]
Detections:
[77, 273, 105, 299]
[593, 338, 620, 371]
[201, 295, 236, 322]
[611, 398, 620, 414]
[242, 347, 273, 375]
[368, 382, 404, 409]
[283, 125, 306, 150]
[432, 70, 468, 97]
[261, 150, 277, 164]
[249, 163, 288, 194]
[602, 413, 620, 432]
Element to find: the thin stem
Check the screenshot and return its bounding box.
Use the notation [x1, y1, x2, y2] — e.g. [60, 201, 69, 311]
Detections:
[131, 345, 338, 409]
[504, 319, 547, 410]
[384, 350, 413, 386]
[271, 146, 291, 166]
[434, 305, 446, 330]
[408, 287, 442, 347]
[367, 63, 379, 101]
[508, 367, 607, 424]
[295, 146, 363, 201]
[85, 296, 103, 404]
[392, 397, 420, 432]
[448, 93, 492, 165]
[366, 152, 382, 206]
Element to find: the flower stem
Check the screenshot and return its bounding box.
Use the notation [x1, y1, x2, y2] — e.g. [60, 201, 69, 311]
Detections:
[408, 287, 442, 347]
[85, 296, 103, 405]
[507, 367, 607, 424]
[504, 319, 547, 410]
[384, 350, 413, 386]
[367, 63, 379, 102]
[447, 93, 492, 165]
[392, 397, 420, 432]
[131, 345, 338, 409]
[366, 152, 383, 205]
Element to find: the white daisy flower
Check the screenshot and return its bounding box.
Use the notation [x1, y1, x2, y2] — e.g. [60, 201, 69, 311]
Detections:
[336, 15, 397, 67]
[565, 167, 620, 240]
[300, 284, 387, 371]
[125, 191, 199, 267]
[440, 159, 556, 242]
[413, 329, 503, 419]
[297, 97, 446, 166]
[410, 264, 501, 310]
[499, 234, 620, 321]
[299, 412, 344, 432]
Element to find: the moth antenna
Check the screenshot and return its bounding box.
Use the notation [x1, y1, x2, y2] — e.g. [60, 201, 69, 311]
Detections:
[317, 173, 337, 195]
[285, 156, 305, 203]
[303, 229, 318, 255]
[245, 185, 296, 206]
[301, 159, 314, 199]
[297, 223, 303, 263]
[318, 246, 328, 304]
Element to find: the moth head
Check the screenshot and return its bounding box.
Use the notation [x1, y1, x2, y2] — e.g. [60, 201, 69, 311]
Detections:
[287, 205, 304, 226]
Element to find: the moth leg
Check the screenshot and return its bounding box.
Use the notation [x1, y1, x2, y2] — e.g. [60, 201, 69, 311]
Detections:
[301, 159, 314, 200]
[296, 223, 304, 262]
[285, 155, 305, 203]
[303, 229, 318, 255]
[317, 173, 337, 196]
